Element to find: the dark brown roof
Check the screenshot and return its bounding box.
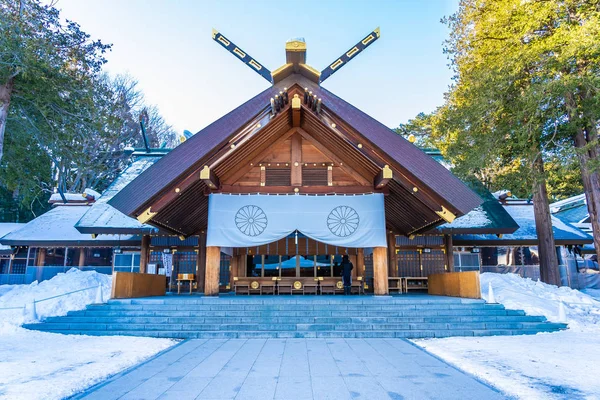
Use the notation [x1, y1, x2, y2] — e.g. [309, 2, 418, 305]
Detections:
[296, 76, 481, 215]
[109, 85, 281, 216]
[110, 74, 482, 226]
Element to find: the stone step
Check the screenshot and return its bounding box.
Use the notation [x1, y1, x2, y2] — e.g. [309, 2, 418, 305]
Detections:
[44, 314, 547, 324]
[110, 297, 485, 305]
[24, 295, 565, 339]
[22, 328, 564, 339]
[71, 308, 519, 318]
[24, 321, 565, 332]
[88, 303, 499, 311]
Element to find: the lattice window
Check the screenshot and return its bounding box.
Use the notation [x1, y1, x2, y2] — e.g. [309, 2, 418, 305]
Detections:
[422, 250, 446, 275]
[302, 167, 328, 186]
[265, 168, 291, 186]
[397, 250, 421, 277]
[174, 251, 197, 274]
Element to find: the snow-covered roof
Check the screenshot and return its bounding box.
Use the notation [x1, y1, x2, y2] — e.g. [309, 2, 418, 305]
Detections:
[0, 205, 141, 247]
[550, 194, 589, 225]
[75, 155, 162, 235]
[432, 180, 519, 234]
[453, 203, 593, 245]
[0, 223, 26, 253]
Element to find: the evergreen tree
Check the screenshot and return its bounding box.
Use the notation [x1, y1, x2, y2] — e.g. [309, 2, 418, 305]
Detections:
[431, 0, 600, 285]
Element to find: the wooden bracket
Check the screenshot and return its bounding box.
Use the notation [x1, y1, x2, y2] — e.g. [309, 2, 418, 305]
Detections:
[200, 166, 220, 190]
[374, 165, 393, 189]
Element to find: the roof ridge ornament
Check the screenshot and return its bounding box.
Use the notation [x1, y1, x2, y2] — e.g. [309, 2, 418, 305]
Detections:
[211, 28, 381, 86]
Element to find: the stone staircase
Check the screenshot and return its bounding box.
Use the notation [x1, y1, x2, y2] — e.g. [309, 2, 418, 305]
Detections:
[23, 295, 567, 339]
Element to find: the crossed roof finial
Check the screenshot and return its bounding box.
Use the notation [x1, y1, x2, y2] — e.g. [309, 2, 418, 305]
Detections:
[211, 28, 381, 85]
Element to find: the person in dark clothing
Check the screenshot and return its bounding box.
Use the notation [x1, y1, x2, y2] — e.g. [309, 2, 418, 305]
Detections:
[341, 255, 354, 295]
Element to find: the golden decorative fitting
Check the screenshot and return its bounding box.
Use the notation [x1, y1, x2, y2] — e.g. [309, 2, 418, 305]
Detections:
[413, 187, 418, 192]
[331, 123, 336, 128]
[408, 134, 416, 143]
[436, 206, 457, 223]
[294, 188, 299, 193]
[137, 207, 156, 224]
[178, 235, 185, 241]
[175, 188, 180, 193]
[357, 143, 363, 149]
[294, 162, 299, 167]
[211, 28, 218, 39]
[200, 166, 212, 180]
[285, 40, 306, 52]
[230, 144, 236, 149]
[382, 165, 393, 179]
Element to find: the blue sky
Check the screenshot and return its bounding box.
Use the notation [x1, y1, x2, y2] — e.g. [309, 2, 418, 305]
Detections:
[56, 0, 458, 134]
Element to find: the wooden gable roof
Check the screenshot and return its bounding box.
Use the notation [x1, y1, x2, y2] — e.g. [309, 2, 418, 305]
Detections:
[109, 74, 482, 237]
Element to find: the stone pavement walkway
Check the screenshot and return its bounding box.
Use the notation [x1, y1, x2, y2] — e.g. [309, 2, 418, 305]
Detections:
[77, 338, 506, 400]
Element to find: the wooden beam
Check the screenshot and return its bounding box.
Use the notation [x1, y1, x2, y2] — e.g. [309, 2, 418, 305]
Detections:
[374, 165, 393, 189]
[200, 166, 220, 190]
[373, 247, 388, 295]
[196, 231, 206, 292]
[139, 235, 150, 274]
[387, 232, 397, 278]
[356, 248, 365, 278]
[296, 128, 372, 186]
[205, 246, 221, 296]
[37, 248, 46, 267]
[291, 133, 302, 186]
[216, 185, 386, 194]
[78, 249, 86, 268]
[445, 234, 454, 272]
[260, 166, 266, 186]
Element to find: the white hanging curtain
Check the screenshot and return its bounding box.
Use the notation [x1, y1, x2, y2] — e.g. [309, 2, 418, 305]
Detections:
[206, 193, 387, 248]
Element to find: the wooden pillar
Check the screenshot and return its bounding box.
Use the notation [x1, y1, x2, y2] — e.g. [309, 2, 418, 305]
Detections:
[445, 234, 454, 272]
[350, 253, 358, 279]
[373, 247, 389, 295]
[230, 255, 239, 290]
[37, 248, 46, 266]
[78, 248, 86, 268]
[387, 232, 397, 277]
[356, 248, 365, 278]
[140, 235, 150, 274]
[196, 232, 207, 292]
[205, 246, 221, 296]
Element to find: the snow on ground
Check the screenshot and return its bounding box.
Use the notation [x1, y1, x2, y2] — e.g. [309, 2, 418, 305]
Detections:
[0, 269, 175, 400]
[414, 273, 600, 399]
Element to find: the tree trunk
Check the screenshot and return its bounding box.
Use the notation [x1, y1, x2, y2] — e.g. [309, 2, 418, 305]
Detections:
[566, 92, 600, 264]
[573, 129, 600, 264]
[532, 157, 561, 286]
[0, 78, 15, 163]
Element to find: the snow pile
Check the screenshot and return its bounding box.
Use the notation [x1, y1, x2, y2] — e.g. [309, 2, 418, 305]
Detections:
[480, 272, 600, 330]
[0, 268, 176, 400]
[415, 273, 600, 399]
[0, 268, 111, 329]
